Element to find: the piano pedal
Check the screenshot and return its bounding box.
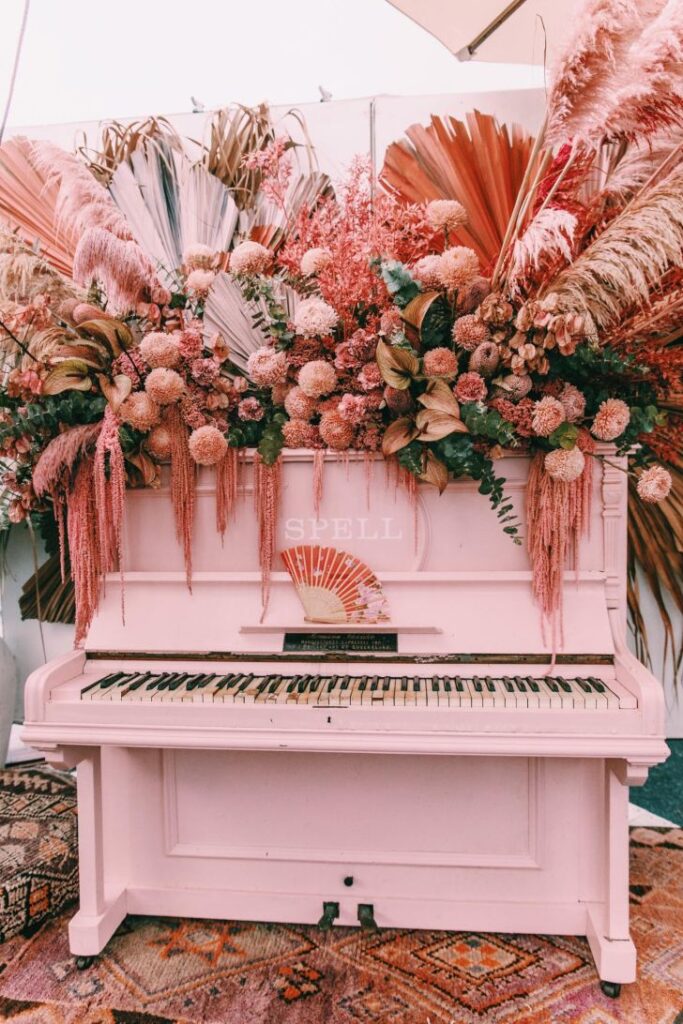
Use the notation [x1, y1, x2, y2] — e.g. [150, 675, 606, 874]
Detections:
[317, 901, 339, 931]
[600, 981, 621, 999]
[357, 903, 378, 932]
[74, 956, 96, 971]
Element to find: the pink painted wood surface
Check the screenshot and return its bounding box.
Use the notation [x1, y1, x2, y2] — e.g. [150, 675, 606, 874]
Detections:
[22, 450, 668, 985]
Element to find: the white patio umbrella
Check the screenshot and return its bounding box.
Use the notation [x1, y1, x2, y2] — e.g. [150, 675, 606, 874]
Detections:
[385, 0, 573, 65]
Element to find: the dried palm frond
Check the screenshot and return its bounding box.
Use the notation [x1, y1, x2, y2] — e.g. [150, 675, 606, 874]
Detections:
[628, 466, 683, 678]
[0, 233, 78, 306]
[108, 141, 239, 286]
[245, 170, 332, 251]
[549, 163, 683, 329]
[78, 116, 186, 186]
[20, 550, 75, 624]
[0, 138, 75, 276]
[380, 111, 539, 268]
[204, 104, 274, 210]
[203, 272, 300, 373]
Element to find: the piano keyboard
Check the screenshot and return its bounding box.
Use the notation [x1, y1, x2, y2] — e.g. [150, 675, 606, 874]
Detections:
[80, 671, 626, 709]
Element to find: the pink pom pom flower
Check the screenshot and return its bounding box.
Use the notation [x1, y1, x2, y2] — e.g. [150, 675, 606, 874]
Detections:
[453, 315, 487, 352]
[532, 396, 566, 437]
[298, 359, 337, 398]
[591, 398, 630, 441]
[319, 410, 355, 450]
[139, 331, 181, 369]
[230, 241, 272, 275]
[438, 246, 480, 291]
[300, 247, 332, 275]
[188, 425, 228, 466]
[237, 397, 264, 422]
[284, 386, 317, 420]
[282, 419, 320, 448]
[426, 199, 468, 233]
[294, 298, 339, 338]
[119, 392, 160, 432]
[247, 346, 288, 387]
[455, 372, 487, 403]
[636, 465, 672, 503]
[544, 447, 586, 482]
[145, 367, 185, 405]
[423, 347, 458, 378]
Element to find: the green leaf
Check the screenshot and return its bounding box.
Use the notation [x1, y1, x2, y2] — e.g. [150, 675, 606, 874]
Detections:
[548, 422, 579, 449]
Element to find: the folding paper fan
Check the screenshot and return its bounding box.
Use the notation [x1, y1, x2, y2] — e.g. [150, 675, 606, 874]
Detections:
[281, 545, 389, 624]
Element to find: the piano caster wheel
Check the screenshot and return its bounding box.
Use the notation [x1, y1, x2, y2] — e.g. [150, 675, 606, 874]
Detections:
[600, 981, 621, 999]
[357, 903, 378, 932]
[317, 901, 339, 931]
[75, 956, 96, 971]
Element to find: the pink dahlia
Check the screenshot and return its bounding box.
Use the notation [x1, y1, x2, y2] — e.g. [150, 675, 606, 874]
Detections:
[298, 359, 337, 398]
[145, 367, 185, 405]
[284, 386, 317, 420]
[119, 392, 160, 432]
[237, 397, 264, 421]
[357, 362, 382, 392]
[183, 243, 214, 270]
[348, 329, 376, 362]
[468, 341, 499, 376]
[559, 383, 586, 423]
[185, 269, 216, 295]
[337, 393, 368, 423]
[636, 465, 672, 503]
[532, 396, 566, 437]
[294, 297, 339, 338]
[591, 398, 630, 441]
[544, 447, 586, 482]
[300, 247, 332, 276]
[247, 346, 288, 387]
[282, 419, 320, 448]
[146, 424, 172, 460]
[188, 425, 228, 466]
[426, 199, 468, 233]
[379, 308, 403, 337]
[189, 358, 220, 386]
[139, 331, 181, 369]
[437, 246, 480, 291]
[334, 342, 359, 371]
[423, 347, 458, 377]
[412, 255, 443, 288]
[498, 373, 532, 402]
[178, 327, 203, 360]
[453, 314, 487, 352]
[230, 240, 273, 275]
[455, 372, 487, 403]
[319, 410, 355, 451]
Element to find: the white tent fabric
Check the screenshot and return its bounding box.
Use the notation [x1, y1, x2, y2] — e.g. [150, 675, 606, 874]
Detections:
[386, 0, 571, 65]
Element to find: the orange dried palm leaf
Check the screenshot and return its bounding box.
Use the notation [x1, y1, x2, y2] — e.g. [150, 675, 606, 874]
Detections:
[380, 110, 539, 268]
[0, 138, 75, 276]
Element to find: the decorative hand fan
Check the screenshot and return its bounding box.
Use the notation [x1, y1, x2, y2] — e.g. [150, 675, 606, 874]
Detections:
[281, 546, 389, 624]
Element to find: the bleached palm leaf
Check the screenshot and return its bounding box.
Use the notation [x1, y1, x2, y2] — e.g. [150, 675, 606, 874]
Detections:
[244, 171, 332, 250]
[108, 142, 239, 286]
[203, 272, 301, 372]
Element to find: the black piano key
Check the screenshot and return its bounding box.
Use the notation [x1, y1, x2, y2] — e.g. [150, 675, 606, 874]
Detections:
[327, 676, 338, 692]
[557, 678, 572, 693]
[148, 673, 174, 690]
[98, 672, 128, 690]
[183, 674, 204, 690]
[358, 676, 368, 691]
[400, 677, 408, 692]
[382, 677, 391, 691]
[588, 676, 606, 692]
[577, 679, 593, 693]
[237, 674, 254, 692]
[472, 677, 483, 692]
[443, 678, 452, 692]
[268, 676, 282, 693]
[412, 677, 421, 693]
[122, 672, 154, 692]
[528, 679, 541, 692]
[167, 673, 191, 691]
[81, 672, 124, 695]
[455, 677, 465, 692]
[339, 676, 350, 690]
[503, 677, 515, 692]
[514, 676, 527, 692]
[297, 675, 311, 693]
[546, 678, 560, 692]
[309, 677, 321, 692]
[431, 677, 440, 692]
[370, 676, 379, 692]
[286, 676, 299, 693]
[485, 676, 496, 693]
[255, 677, 271, 695]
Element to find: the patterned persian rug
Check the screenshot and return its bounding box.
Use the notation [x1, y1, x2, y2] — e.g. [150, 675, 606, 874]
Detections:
[0, 828, 680, 1023]
[0, 765, 77, 943]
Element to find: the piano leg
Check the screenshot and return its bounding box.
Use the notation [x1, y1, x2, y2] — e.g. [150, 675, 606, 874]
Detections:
[66, 748, 127, 958]
[585, 760, 637, 990]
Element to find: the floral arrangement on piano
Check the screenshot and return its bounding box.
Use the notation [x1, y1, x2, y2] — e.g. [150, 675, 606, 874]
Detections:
[0, 0, 681, 662]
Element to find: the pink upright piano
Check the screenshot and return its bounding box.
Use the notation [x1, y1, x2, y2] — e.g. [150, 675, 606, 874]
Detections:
[22, 449, 668, 997]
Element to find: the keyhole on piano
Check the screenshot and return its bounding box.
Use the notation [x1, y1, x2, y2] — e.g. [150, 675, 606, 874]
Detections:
[327, 716, 331, 724]
[344, 876, 354, 887]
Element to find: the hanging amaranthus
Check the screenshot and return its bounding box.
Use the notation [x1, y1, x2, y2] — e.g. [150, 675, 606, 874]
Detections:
[527, 450, 594, 650]
[312, 449, 324, 518]
[67, 460, 102, 645]
[93, 407, 126, 576]
[253, 454, 282, 616]
[215, 445, 240, 537]
[166, 405, 195, 587]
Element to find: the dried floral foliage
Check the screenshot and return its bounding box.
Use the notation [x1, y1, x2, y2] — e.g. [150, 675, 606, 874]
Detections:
[0, 138, 75, 276]
[78, 116, 186, 186]
[380, 111, 539, 268]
